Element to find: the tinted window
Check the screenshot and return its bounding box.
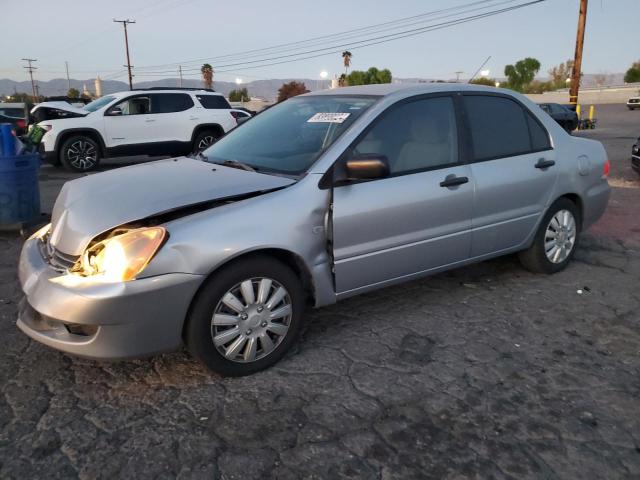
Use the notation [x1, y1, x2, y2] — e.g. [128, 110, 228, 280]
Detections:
[527, 113, 551, 151]
[197, 95, 231, 109]
[465, 95, 532, 161]
[0, 108, 25, 117]
[203, 96, 377, 175]
[351, 96, 458, 175]
[152, 93, 194, 113]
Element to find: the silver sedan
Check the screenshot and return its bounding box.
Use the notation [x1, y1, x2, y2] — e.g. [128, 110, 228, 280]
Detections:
[18, 84, 610, 376]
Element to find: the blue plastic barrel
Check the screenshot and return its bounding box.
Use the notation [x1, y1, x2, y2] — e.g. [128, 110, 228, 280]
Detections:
[0, 154, 41, 226]
[0, 123, 14, 157]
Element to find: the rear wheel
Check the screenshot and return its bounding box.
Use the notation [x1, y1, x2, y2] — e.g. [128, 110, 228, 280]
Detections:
[60, 135, 101, 172]
[519, 198, 581, 274]
[193, 130, 219, 153]
[185, 256, 305, 376]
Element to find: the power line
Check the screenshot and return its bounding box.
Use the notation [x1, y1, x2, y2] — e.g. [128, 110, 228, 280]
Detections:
[113, 19, 136, 90]
[134, 0, 519, 72]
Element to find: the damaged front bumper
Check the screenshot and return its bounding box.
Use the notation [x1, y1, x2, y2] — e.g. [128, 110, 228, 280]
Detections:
[17, 237, 204, 360]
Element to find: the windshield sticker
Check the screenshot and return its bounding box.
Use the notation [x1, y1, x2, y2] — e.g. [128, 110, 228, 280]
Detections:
[307, 112, 351, 123]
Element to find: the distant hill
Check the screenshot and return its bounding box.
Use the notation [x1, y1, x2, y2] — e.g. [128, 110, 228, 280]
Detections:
[0, 73, 627, 102]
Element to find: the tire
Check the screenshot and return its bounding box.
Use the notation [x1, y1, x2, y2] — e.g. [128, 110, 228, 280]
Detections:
[192, 130, 219, 153]
[185, 256, 306, 376]
[519, 198, 581, 274]
[59, 135, 101, 172]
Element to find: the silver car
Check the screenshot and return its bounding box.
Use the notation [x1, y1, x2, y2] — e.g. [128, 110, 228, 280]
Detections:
[18, 84, 610, 376]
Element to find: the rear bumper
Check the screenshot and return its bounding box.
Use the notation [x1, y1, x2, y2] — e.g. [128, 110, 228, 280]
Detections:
[18, 236, 204, 360]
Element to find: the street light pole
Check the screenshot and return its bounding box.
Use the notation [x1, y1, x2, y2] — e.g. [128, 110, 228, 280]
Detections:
[114, 19, 136, 90]
[569, 0, 588, 105]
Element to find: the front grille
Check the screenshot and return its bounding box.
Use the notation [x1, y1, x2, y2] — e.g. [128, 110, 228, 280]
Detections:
[39, 236, 80, 272]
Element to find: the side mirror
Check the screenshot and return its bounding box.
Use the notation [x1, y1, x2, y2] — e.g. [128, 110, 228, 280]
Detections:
[107, 107, 123, 116]
[345, 155, 389, 180]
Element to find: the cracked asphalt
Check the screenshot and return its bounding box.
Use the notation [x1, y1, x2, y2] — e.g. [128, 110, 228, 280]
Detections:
[1, 105, 639, 479]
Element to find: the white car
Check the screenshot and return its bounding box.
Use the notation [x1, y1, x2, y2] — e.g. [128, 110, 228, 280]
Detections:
[33, 88, 238, 172]
[627, 96, 640, 110]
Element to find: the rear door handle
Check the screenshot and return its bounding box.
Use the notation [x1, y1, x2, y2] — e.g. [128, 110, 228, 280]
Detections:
[535, 158, 555, 169]
[439, 175, 469, 188]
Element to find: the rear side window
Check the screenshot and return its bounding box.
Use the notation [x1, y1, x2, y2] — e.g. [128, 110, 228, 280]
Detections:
[464, 95, 550, 161]
[527, 113, 551, 151]
[197, 95, 231, 109]
[151, 93, 194, 113]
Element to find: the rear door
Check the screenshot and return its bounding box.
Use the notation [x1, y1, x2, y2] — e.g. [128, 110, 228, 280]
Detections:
[462, 94, 557, 257]
[148, 93, 195, 143]
[331, 94, 474, 294]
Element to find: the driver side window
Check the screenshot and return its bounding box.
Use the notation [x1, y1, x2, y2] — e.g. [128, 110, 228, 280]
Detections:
[351, 96, 459, 176]
[109, 96, 151, 115]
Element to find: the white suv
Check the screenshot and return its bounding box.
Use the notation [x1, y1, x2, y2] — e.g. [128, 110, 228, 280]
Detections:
[33, 88, 237, 172]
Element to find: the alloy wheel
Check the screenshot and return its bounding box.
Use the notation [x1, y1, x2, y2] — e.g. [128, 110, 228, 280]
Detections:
[197, 135, 215, 152]
[67, 140, 98, 170]
[211, 277, 292, 363]
[544, 209, 577, 264]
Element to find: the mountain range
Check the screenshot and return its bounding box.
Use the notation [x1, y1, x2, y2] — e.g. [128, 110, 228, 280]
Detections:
[0, 73, 626, 102]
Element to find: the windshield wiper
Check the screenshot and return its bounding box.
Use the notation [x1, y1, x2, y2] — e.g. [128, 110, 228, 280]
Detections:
[219, 159, 256, 172]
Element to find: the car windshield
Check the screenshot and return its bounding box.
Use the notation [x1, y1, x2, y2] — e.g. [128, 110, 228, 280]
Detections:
[202, 95, 378, 176]
[83, 95, 116, 112]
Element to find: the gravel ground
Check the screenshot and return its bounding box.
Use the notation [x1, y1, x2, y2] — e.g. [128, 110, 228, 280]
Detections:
[0, 104, 639, 479]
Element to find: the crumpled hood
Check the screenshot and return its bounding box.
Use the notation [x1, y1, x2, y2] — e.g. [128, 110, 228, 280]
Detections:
[50, 157, 295, 255]
[31, 101, 89, 116]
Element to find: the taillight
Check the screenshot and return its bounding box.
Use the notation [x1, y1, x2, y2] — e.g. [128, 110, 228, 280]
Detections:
[16, 119, 26, 129]
[603, 159, 610, 177]
[230, 111, 239, 119]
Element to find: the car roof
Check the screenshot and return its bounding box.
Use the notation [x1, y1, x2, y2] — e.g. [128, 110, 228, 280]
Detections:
[109, 89, 223, 98]
[303, 82, 503, 98]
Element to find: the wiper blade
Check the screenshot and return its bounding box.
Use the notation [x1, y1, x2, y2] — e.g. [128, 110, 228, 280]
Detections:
[219, 159, 256, 172]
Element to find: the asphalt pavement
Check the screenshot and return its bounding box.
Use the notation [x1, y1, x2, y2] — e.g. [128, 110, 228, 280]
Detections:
[0, 104, 639, 479]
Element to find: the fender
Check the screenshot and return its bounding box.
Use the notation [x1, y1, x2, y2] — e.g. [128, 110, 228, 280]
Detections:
[54, 128, 108, 158]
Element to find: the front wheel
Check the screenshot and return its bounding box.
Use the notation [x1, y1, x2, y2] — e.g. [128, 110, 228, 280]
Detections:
[60, 135, 101, 172]
[185, 256, 305, 376]
[519, 198, 581, 274]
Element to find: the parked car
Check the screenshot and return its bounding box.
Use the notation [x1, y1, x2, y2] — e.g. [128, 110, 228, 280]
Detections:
[31, 88, 237, 172]
[18, 84, 610, 376]
[538, 103, 579, 132]
[627, 97, 640, 110]
[0, 112, 27, 135]
[0, 102, 27, 118]
[632, 136, 640, 174]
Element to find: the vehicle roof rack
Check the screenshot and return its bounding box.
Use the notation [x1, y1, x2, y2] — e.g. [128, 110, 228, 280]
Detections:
[131, 87, 217, 92]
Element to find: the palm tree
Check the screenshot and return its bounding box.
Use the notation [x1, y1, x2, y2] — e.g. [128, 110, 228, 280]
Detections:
[201, 64, 214, 90]
[342, 51, 352, 74]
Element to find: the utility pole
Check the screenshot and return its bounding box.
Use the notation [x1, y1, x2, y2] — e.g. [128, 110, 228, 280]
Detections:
[455, 71, 464, 82]
[22, 58, 38, 102]
[569, 0, 588, 105]
[65, 61, 71, 92]
[113, 19, 136, 90]
[178, 65, 183, 87]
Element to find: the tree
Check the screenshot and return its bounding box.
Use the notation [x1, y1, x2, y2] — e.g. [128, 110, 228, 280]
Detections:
[201, 63, 214, 89]
[4, 92, 31, 103]
[345, 67, 392, 86]
[67, 88, 80, 99]
[504, 57, 541, 92]
[469, 77, 497, 87]
[342, 51, 352, 74]
[277, 81, 309, 102]
[229, 88, 250, 102]
[548, 60, 573, 90]
[624, 61, 640, 83]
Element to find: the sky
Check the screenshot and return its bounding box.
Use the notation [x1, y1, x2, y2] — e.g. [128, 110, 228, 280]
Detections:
[1, 0, 636, 83]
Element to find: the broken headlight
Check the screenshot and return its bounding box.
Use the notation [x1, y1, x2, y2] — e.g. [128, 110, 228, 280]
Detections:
[74, 227, 166, 282]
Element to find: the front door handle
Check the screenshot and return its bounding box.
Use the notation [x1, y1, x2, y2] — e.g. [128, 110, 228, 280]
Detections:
[535, 158, 555, 169]
[439, 175, 469, 188]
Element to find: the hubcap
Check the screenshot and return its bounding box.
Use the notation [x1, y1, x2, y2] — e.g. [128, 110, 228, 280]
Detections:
[544, 209, 577, 264]
[211, 277, 292, 363]
[197, 135, 215, 151]
[67, 140, 97, 170]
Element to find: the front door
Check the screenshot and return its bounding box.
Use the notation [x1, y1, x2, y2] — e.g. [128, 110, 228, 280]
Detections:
[331, 95, 474, 295]
[103, 94, 151, 148]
